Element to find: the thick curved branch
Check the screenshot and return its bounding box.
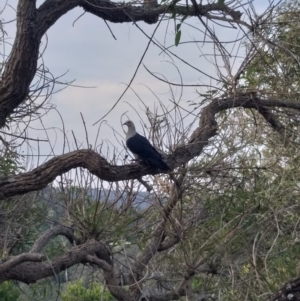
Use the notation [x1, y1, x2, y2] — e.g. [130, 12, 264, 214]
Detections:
[30, 225, 81, 253]
[36, 0, 80, 38]
[79, 0, 242, 24]
[0, 148, 160, 199]
[37, 0, 242, 29]
[0, 95, 299, 200]
[0, 240, 111, 284]
[189, 96, 300, 144]
[0, 253, 45, 275]
[0, 0, 39, 128]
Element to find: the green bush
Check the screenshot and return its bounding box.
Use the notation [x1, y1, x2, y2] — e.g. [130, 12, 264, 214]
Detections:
[61, 279, 114, 301]
[0, 281, 20, 301]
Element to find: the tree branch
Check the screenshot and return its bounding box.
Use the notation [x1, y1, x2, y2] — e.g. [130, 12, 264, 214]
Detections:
[30, 225, 81, 253]
[0, 253, 45, 275]
[85, 254, 112, 272]
[0, 240, 111, 284]
[36, 0, 80, 38]
[89, 252, 132, 301]
[0, 0, 39, 128]
[267, 277, 300, 301]
[0, 95, 299, 200]
[157, 235, 180, 252]
[79, 0, 242, 24]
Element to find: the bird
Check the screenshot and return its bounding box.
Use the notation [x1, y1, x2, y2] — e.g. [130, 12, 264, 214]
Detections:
[123, 120, 170, 171]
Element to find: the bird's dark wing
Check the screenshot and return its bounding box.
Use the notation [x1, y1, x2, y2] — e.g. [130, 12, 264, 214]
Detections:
[126, 133, 162, 159]
[126, 133, 170, 171]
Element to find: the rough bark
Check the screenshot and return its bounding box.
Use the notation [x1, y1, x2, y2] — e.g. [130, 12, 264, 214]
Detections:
[0, 240, 111, 283]
[267, 278, 300, 301]
[0, 0, 39, 127]
[0, 253, 45, 274]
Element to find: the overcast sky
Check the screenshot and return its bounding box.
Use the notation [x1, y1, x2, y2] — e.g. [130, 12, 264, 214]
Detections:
[1, 0, 274, 168]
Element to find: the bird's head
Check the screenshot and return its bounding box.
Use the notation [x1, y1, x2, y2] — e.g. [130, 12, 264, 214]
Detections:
[123, 120, 135, 130]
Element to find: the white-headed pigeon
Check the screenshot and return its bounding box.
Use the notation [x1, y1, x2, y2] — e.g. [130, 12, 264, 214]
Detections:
[123, 120, 170, 171]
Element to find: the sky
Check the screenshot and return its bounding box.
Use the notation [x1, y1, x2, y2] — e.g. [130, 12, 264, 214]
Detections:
[0, 0, 275, 170]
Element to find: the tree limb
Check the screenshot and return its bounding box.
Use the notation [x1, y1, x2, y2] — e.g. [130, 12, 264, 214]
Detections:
[157, 235, 180, 252]
[36, 0, 80, 38]
[30, 225, 81, 253]
[79, 0, 242, 24]
[0, 0, 39, 128]
[86, 254, 112, 272]
[0, 240, 111, 284]
[0, 253, 45, 274]
[267, 277, 300, 301]
[0, 95, 299, 200]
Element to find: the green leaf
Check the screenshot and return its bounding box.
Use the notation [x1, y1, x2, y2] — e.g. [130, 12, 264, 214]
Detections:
[218, 0, 225, 4]
[175, 30, 181, 46]
[176, 23, 181, 32]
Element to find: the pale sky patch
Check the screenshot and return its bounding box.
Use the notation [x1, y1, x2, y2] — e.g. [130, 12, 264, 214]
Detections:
[0, 0, 279, 168]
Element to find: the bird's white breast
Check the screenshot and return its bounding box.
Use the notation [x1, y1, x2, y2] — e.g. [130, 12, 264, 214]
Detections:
[125, 127, 136, 140]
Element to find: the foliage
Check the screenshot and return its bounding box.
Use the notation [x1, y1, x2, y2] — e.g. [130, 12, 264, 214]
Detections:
[61, 279, 114, 301]
[0, 281, 20, 301]
[242, 0, 300, 99]
[0, 151, 24, 176]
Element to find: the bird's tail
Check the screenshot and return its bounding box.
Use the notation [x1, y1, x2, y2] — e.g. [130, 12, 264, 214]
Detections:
[147, 158, 171, 171]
